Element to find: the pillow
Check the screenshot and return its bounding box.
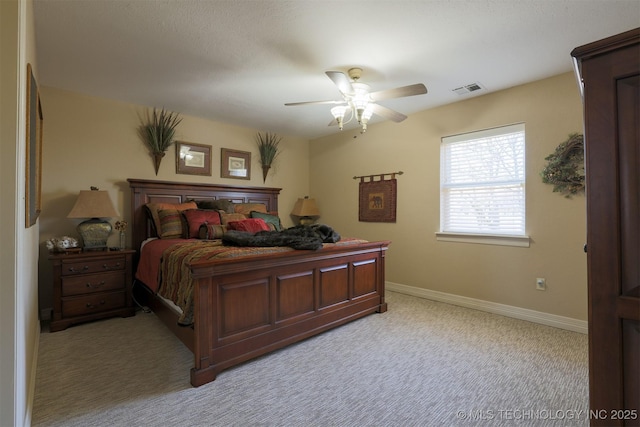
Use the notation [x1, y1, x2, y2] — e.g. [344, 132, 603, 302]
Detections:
[250, 210, 282, 231]
[234, 203, 267, 216]
[146, 201, 197, 235]
[193, 199, 235, 213]
[227, 218, 270, 234]
[220, 212, 247, 225]
[157, 209, 186, 239]
[183, 209, 222, 238]
[199, 223, 227, 240]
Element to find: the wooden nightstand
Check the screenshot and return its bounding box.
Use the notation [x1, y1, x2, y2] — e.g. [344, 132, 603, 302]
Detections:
[49, 249, 136, 332]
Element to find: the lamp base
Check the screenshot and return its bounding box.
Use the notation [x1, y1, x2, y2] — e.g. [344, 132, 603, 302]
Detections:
[298, 217, 316, 226]
[77, 218, 112, 250]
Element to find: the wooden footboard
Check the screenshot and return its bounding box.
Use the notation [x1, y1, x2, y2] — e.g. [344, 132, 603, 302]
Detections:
[188, 241, 389, 386]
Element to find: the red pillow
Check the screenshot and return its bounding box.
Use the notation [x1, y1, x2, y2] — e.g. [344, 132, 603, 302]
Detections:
[183, 209, 222, 238]
[227, 218, 270, 234]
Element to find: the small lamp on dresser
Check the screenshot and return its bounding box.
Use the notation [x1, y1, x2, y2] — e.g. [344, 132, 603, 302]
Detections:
[67, 187, 119, 250]
[291, 196, 320, 226]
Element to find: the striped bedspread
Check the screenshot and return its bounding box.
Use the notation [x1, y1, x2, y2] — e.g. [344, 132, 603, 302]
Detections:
[146, 238, 368, 325]
[158, 240, 294, 324]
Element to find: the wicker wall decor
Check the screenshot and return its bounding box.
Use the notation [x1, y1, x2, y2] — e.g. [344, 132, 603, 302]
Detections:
[540, 133, 585, 198]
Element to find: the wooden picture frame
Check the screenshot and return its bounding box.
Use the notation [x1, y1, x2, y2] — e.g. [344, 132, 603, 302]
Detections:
[175, 141, 212, 176]
[221, 148, 251, 180]
[26, 63, 43, 228]
[359, 178, 397, 223]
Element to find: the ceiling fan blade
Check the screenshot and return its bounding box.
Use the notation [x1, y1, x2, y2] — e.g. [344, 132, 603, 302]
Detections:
[369, 103, 407, 122]
[285, 100, 345, 106]
[369, 83, 427, 101]
[326, 71, 354, 96]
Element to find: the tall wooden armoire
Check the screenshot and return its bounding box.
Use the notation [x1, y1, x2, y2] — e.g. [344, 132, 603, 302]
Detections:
[572, 28, 640, 426]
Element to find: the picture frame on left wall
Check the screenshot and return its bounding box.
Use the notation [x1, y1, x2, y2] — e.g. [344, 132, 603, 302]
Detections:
[26, 63, 43, 228]
[175, 141, 212, 176]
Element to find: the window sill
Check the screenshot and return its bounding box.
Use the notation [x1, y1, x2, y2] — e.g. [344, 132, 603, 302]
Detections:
[435, 232, 530, 247]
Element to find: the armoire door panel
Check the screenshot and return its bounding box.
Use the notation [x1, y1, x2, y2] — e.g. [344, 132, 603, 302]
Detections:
[617, 75, 640, 298]
[572, 28, 640, 425]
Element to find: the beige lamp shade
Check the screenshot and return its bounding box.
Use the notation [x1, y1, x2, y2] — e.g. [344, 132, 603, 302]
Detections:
[68, 189, 119, 250]
[291, 197, 320, 225]
[67, 189, 119, 219]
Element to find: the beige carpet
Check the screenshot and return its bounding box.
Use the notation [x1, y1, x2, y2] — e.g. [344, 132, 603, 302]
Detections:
[32, 291, 589, 426]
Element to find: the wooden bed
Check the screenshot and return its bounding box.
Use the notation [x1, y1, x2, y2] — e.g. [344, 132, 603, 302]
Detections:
[128, 178, 390, 386]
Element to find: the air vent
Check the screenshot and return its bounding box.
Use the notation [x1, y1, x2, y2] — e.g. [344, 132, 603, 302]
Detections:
[452, 82, 485, 95]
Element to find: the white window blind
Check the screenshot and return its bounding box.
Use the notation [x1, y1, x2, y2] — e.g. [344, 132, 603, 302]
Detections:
[440, 123, 526, 236]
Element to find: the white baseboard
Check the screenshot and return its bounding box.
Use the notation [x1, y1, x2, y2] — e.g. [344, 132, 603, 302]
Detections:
[386, 281, 588, 334]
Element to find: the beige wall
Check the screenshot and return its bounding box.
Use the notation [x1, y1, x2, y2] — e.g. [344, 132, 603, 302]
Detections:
[37, 87, 310, 315]
[38, 73, 587, 323]
[310, 72, 587, 321]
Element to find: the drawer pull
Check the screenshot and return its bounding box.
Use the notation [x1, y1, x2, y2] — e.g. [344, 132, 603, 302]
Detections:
[69, 265, 89, 273]
[86, 300, 106, 309]
[86, 281, 106, 289]
[103, 262, 121, 270]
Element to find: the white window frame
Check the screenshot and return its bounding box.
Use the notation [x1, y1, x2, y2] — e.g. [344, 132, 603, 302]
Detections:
[436, 123, 530, 247]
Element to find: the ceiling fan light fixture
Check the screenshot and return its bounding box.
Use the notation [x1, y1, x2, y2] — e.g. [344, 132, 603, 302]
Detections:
[286, 68, 427, 134]
[362, 105, 374, 121]
[350, 82, 372, 124]
[359, 105, 374, 133]
[331, 105, 348, 130]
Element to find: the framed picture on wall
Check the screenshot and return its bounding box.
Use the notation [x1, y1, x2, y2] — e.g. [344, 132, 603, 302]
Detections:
[25, 63, 43, 228]
[175, 141, 212, 176]
[221, 148, 251, 180]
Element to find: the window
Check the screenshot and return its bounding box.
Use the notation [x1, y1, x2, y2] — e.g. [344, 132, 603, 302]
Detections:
[438, 123, 528, 246]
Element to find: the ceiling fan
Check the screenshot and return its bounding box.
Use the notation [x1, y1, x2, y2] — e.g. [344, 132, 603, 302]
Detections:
[285, 68, 427, 133]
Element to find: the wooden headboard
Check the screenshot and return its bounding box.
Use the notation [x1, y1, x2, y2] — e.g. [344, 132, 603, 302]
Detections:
[128, 179, 281, 253]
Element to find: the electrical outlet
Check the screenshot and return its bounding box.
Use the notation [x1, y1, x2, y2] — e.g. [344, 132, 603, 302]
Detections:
[536, 278, 546, 291]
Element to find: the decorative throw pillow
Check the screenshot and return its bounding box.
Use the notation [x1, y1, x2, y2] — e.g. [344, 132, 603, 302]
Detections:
[157, 209, 186, 239]
[183, 209, 222, 238]
[220, 212, 247, 225]
[193, 199, 235, 213]
[234, 203, 267, 216]
[250, 210, 282, 231]
[199, 223, 227, 240]
[227, 218, 270, 234]
[146, 201, 197, 235]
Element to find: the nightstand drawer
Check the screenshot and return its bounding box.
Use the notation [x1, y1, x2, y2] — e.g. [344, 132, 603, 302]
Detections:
[61, 257, 126, 276]
[62, 292, 126, 317]
[61, 271, 125, 296]
[50, 249, 135, 332]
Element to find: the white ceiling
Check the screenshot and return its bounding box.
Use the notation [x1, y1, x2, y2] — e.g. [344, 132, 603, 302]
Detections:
[34, 0, 639, 140]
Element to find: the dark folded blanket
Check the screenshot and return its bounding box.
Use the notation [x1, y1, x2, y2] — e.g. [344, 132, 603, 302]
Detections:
[309, 224, 341, 243]
[223, 224, 341, 250]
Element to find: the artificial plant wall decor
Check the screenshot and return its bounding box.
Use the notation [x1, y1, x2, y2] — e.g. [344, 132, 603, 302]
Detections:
[138, 107, 182, 175]
[540, 133, 585, 198]
[256, 132, 281, 182]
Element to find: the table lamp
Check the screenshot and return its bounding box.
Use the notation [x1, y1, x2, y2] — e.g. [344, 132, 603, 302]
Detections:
[67, 187, 119, 250]
[291, 196, 320, 226]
